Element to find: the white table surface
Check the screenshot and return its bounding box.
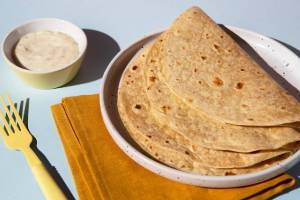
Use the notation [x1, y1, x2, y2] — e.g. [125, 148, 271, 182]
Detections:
[0, 0, 299, 199]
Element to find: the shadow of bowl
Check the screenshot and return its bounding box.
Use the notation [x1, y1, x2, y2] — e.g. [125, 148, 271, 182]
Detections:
[66, 29, 120, 86]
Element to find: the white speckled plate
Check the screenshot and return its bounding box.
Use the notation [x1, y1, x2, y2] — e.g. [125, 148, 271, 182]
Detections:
[100, 26, 300, 188]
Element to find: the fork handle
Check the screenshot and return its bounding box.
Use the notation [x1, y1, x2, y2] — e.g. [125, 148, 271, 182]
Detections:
[23, 149, 67, 200]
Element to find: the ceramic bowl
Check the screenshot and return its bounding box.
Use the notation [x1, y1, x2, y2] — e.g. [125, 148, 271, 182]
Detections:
[100, 27, 300, 188]
[1, 18, 87, 89]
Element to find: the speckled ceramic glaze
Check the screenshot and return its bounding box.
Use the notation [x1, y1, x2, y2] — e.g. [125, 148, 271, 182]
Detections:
[100, 26, 300, 188]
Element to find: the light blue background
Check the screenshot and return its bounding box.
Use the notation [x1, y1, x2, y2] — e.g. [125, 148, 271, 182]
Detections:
[0, 0, 300, 199]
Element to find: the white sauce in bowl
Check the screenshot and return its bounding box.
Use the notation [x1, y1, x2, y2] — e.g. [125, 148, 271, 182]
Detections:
[14, 30, 79, 72]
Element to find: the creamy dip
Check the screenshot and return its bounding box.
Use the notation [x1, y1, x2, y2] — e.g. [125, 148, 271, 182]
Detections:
[14, 30, 79, 72]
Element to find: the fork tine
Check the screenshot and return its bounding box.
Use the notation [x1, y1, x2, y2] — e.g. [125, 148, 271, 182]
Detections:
[0, 96, 19, 132]
[0, 109, 13, 135]
[6, 96, 26, 130]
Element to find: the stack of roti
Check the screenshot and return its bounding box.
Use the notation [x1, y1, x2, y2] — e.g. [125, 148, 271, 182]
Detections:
[117, 6, 300, 176]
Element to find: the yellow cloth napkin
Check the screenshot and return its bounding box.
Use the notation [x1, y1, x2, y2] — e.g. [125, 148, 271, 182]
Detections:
[51, 94, 296, 200]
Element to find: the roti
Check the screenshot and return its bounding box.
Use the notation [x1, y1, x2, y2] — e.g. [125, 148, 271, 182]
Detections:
[117, 6, 300, 176]
[145, 38, 300, 153]
[146, 7, 300, 126]
[117, 44, 293, 175]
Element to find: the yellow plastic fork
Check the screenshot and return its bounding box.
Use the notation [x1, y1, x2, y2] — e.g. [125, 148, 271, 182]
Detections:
[0, 96, 66, 200]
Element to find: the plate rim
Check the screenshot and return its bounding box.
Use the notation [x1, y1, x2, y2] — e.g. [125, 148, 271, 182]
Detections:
[99, 25, 300, 187]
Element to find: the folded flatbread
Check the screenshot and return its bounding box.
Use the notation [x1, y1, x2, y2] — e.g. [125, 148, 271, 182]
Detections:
[145, 39, 300, 153]
[117, 45, 294, 175]
[146, 7, 300, 126]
